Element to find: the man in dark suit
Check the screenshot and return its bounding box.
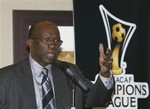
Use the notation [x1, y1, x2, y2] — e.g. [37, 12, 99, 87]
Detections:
[0, 20, 114, 109]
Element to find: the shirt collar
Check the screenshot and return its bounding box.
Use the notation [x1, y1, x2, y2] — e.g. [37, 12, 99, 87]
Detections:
[29, 54, 43, 77]
[29, 54, 52, 77]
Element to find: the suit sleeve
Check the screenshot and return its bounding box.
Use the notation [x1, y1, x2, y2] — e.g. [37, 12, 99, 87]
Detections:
[0, 71, 8, 109]
[84, 77, 115, 108]
[0, 67, 24, 109]
[69, 63, 115, 108]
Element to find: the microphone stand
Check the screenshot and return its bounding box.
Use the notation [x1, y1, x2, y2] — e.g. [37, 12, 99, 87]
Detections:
[71, 84, 76, 109]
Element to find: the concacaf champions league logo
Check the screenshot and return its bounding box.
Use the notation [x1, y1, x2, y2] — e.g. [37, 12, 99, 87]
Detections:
[99, 5, 149, 109]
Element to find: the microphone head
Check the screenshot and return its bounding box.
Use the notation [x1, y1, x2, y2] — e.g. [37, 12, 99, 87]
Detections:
[54, 60, 89, 93]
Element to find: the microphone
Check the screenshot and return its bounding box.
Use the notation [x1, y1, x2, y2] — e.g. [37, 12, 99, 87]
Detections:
[55, 61, 89, 93]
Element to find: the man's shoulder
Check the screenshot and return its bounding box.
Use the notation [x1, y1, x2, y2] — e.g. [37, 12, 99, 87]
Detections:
[54, 60, 77, 68]
[0, 58, 29, 76]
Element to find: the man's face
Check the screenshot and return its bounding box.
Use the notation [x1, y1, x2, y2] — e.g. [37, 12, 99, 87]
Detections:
[27, 22, 62, 67]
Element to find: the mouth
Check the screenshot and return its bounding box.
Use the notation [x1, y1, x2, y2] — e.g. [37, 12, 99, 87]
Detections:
[46, 52, 55, 58]
[46, 50, 58, 60]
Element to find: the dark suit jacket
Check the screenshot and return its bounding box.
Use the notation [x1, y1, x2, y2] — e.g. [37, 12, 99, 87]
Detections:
[0, 58, 114, 109]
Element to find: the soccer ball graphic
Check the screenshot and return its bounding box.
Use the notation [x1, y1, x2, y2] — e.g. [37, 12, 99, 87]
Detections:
[112, 23, 126, 43]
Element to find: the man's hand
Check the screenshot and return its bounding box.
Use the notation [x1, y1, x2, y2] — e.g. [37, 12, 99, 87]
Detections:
[99, 43, 113, 77]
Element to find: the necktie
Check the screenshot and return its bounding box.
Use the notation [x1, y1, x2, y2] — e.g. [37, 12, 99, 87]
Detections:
[41, 68, 55, 109]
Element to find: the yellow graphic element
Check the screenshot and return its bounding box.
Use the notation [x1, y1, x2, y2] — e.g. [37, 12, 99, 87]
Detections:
[58, 51, 75, 64]
[112, 23, 126, 75]
[112, 44, 123, 74]
[112, 23, 126, 43]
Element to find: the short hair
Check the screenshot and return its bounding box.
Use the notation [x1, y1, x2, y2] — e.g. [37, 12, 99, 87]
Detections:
[28, 20, 58, 39]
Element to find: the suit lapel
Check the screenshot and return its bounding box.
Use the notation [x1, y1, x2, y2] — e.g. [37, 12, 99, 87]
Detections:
[18, 58, 37, 109]
[51, 61, 72, 109]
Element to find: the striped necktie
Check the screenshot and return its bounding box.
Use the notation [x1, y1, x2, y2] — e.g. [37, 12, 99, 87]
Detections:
[41, 68, 55, 109]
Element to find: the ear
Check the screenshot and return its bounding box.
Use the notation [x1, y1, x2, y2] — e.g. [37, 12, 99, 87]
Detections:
[27, 39, 33, 49]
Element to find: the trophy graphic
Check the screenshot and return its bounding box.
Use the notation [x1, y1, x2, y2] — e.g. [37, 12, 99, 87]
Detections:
[99, 5, 136, 75]
[111, 23, 126, 74]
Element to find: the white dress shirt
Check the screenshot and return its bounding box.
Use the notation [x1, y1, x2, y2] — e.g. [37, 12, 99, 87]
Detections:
[29, 55, 55, 109]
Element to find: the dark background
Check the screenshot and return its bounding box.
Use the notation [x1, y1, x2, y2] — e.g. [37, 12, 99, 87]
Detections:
[73, 0, 150, 108]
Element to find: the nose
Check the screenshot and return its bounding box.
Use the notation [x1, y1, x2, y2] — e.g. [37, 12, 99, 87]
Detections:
[48, 42, 55, 48]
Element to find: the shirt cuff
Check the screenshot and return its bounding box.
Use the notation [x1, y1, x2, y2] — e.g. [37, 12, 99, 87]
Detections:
[99, 73, 114, 89]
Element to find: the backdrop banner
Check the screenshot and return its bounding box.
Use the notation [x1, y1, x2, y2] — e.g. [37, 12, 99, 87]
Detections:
[73, 0, 150, 109]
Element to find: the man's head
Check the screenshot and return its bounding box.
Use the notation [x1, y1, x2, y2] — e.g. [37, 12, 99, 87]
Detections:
[27, 20, 63, 67]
